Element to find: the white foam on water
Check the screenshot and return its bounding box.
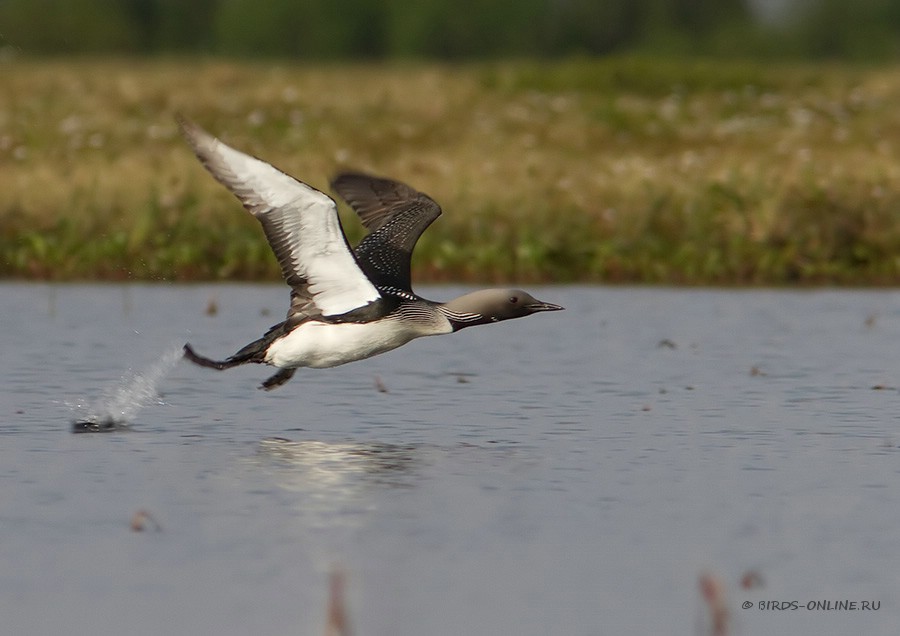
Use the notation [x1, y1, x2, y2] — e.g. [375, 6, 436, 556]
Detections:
[68, 346, 183, 426]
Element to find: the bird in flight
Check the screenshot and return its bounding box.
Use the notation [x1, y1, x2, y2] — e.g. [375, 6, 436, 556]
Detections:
[178, 117, 563, 390]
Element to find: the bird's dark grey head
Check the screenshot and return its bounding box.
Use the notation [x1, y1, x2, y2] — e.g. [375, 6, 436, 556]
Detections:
[441, 288, 564, 330]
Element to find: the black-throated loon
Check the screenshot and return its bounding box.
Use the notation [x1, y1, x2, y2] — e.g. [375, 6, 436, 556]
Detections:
[178, 117, 563, 390]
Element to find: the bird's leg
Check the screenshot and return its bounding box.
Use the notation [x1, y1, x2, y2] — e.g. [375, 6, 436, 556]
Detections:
[260, 367, 296, 390]
[183, 343, 243, 370]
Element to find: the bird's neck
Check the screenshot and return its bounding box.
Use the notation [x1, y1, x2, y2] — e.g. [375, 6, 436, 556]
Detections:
[437, 292, 493, 331]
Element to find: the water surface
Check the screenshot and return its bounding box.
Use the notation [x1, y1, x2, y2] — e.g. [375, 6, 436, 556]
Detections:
[2, 284, 899, 635]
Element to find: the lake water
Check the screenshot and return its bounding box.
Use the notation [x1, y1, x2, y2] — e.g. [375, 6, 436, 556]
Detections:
[2, 283, 899, 635]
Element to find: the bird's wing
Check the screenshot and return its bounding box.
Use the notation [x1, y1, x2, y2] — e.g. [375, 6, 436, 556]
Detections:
[178, 117, 381, 319]
[330, 172, 442, 293]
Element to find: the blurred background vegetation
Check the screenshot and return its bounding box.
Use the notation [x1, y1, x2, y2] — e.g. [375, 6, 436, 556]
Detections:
[1, 0, 900, 61]
[3, 1, 900, 284]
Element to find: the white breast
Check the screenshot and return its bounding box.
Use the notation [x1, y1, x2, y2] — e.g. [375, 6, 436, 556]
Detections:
[265, 319, 446, 369]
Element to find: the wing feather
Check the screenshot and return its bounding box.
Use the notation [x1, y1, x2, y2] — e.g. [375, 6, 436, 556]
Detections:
[178, 116, 381, 318]
[331, 172, 441, 293]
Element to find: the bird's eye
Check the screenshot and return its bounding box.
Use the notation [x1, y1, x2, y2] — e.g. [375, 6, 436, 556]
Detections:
[509, 296, 518, 304]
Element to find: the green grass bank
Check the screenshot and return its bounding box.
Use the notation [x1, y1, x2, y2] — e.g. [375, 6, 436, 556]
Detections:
[3, 57, 900, 285]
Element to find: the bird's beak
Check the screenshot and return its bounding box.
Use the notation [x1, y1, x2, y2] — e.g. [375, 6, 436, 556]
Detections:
[526, 300, 564, 313]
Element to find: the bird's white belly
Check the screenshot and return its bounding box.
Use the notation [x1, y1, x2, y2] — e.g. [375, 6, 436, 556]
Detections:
[265, 320, 428, 369]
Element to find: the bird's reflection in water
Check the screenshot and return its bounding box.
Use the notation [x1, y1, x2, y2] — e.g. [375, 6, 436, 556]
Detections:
[250, 437, 419, 532]
[257, 437, 418, 485]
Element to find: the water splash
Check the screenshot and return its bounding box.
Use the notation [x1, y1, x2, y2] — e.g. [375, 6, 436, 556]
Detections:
[69, 347, 183, 432]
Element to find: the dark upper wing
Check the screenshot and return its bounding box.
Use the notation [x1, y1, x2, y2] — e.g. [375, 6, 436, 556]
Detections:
[330, 172, 442, 293]
[178, 116, 381, 320]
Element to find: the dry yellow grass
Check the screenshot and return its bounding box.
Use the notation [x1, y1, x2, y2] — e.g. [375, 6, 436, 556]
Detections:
[3, 57, 900, 283]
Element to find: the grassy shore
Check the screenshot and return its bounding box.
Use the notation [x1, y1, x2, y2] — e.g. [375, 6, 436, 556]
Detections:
[2, 56, 900, 284]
